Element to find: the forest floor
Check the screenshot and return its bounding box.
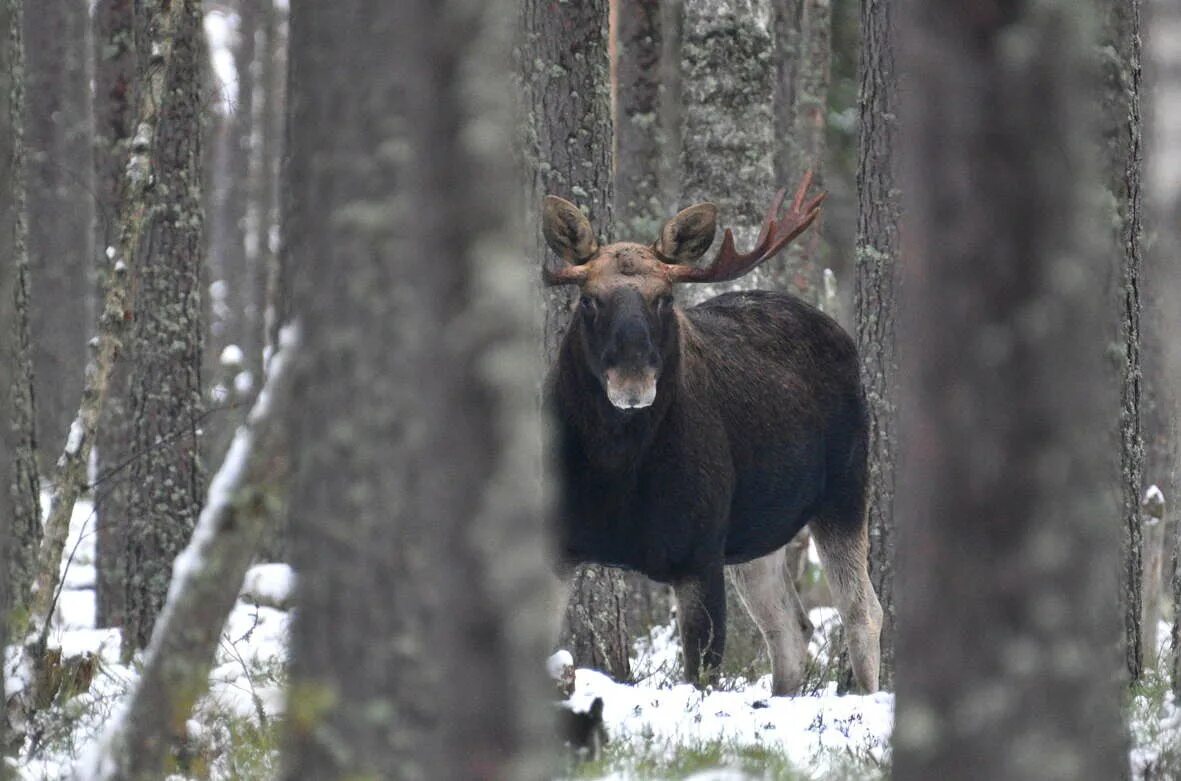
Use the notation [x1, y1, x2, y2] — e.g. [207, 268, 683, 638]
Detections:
[8, 496, 1181, 780]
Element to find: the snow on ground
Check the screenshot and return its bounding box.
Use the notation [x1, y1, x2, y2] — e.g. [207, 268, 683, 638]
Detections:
[565, 614, 893, 780]
[15, 491, 1181, 779]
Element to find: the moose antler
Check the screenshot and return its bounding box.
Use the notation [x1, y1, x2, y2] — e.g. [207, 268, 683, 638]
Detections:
[662, 172, 826, 284]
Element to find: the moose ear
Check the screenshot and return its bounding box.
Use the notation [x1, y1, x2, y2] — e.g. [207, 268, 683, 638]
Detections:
[655, 203, 718, 264]
[542, 196, 599, 263]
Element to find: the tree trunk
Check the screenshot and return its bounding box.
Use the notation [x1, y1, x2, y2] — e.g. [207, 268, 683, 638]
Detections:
[853, 0, 900, 690]
[893, 3, 1126, 778]
[121, 0, 206, 660]
[282, 1, 552, 776]
[2, 0, 37, 627]
[772, 0, 830, 304]
[23, 0, 93, 471]
[2, 8, 24, 751]
[521, 0, 632, 681]
[615, 0, 663, 238]
[1144, 0, 1181, 694]
[771, 0, 833, 605]
[204, 1, 260, 466]
[87, 337, 295, 781]
[678, 0, 777, 305]
[1101, 0, 1146, 682]
[92, 0, 135, 630]
[252, 0, 289, 563]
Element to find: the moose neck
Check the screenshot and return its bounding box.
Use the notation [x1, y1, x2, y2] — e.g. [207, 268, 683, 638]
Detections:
[556, 312, 683, 471]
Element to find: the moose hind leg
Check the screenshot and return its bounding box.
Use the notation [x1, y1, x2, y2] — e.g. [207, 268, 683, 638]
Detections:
[673, 564, 726, 688]
[810, 519, 882, 692]
[729, 546, 814, 696]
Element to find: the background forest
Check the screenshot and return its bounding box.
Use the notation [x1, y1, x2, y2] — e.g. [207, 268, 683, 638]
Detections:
[0, 0, 1180, 779]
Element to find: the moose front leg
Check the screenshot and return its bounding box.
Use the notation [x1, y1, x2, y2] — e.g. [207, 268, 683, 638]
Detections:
[673, 563, 727, 688]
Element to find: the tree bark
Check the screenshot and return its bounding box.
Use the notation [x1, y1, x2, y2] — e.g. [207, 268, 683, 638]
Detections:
[893, 3, 1126, 778]
[86, 336, 295, 781]
[615, 0, 663, 238]
[1101, 0, 1146, 682]
[521, 0, 632, 681]
[282, 0, 553, 776]
[1144, 0, 1181, 694]
[853, 0, 900, 690]
[121, 0, 206, 660]
[678, 0, 777, 305]
[1, 0, 37, 629]
[92, 0, 135, 630]
[22, 0, 93, 471]
[2, 0, 23, 753]
[772, 0, 830, 305]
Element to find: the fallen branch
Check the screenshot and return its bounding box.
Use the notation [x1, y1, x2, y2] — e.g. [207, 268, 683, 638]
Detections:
[81, 327, 297, 781]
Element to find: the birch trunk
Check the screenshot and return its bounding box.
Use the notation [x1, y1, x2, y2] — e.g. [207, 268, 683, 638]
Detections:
[893, 3, 1126, 777]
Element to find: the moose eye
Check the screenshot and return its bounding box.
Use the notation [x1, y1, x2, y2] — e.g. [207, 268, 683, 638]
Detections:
[656, 295, 674, 314]
[579, 296, 598, 318]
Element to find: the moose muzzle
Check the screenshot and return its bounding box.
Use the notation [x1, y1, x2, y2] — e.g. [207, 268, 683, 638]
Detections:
[604, 367, 658, 410]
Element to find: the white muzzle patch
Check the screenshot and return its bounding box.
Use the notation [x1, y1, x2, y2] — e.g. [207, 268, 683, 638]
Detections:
[605, 368, 657, 409]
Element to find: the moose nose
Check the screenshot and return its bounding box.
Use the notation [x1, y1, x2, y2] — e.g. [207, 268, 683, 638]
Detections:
[604, 367, 657, 410]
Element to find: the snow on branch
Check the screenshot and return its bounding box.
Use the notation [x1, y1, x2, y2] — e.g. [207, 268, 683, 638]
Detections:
[80, 326, 299, 781]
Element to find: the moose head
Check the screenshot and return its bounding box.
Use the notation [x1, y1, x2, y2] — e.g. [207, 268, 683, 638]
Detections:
[541, 173, 824, 410]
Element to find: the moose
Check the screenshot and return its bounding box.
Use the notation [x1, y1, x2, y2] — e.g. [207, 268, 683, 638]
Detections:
[543, 174, 882, 695]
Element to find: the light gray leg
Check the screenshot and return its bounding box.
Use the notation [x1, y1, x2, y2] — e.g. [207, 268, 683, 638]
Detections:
[811, 521, 883, 693]
[729, 547, 813, 696]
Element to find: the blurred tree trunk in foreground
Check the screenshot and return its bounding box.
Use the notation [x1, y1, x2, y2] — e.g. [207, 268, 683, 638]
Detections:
[853, 0, 899, 690]
[1102, 0, 1146, 681]
[121, 0, 206, 660]
[894, 3, 1126, 778]
[23, 0, 93, 470]
[92, 0, 135, 630]
[1145, 0, 1181, 694]
[282, 0, 553, 776]
[521, 0, 633, 681]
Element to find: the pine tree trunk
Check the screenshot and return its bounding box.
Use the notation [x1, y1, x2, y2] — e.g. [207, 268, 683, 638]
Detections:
[92, 0, 135, 630]
[282, 1, 552, 776]
[772, 0, 830, 304]
[4, 0, 38, 624]
[23, 0, 93, 470]
[205, 0, 259, 465]
[853, 0, 899, 690]
[2, 9, 25, 736]
[521, 0, 632, 681]
[615, 0, 663, 238]
[251, 0, 289, 563]
[893, 3, 1126, 778]
[121, 0, 206, 660]
[771, 0, 833, 606]
[1102, 0, 1146, 682]
[678, 0, 777, 305]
